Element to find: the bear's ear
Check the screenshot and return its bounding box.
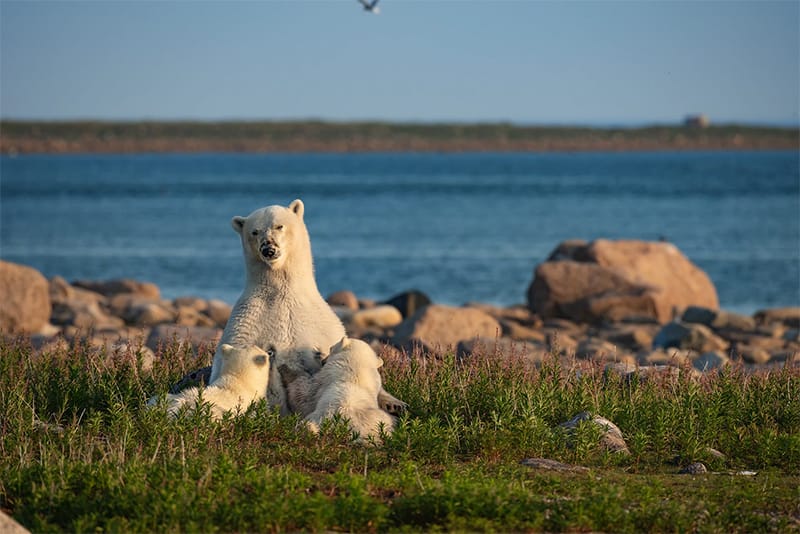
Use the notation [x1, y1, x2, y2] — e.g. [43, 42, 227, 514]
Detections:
[220, 344, 235, 357]
[330, 336, 350, 354]
[231, 216, 246, 234]
[289, 199, 304, 220]
[375, 356, 384, 369]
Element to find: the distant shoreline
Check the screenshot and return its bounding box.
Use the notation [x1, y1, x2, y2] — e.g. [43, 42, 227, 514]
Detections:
[1, 120, 798, 154]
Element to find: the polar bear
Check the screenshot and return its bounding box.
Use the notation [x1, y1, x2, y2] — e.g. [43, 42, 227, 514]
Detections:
[279, 337, 396, 442]
[274, 346, 325, 416]
[151, 344, 271, 420]
[202, 199, 405, 416]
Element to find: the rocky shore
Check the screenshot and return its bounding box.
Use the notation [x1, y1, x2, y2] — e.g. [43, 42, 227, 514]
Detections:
[2, 239, 797, 376]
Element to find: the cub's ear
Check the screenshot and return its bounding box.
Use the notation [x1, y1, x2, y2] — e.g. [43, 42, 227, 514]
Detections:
[220, 344, 235, 357]
[330, 336, 350, 354]
[231, 216, 246, 234]
[289, 199, 304, 220]
[375, 356, 384, 369]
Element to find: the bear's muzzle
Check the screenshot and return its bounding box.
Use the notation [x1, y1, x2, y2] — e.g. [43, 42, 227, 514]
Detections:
[260, 243, 279, 261]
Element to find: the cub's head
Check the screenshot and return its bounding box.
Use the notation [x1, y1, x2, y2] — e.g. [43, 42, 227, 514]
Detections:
[328, 336, 383, 369]
[219, 343, 272, 388]
[231, 199, 306, 270]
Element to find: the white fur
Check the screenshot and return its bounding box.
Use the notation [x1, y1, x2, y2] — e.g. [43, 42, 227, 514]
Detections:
[152, 344, 270, 420]
[210, 199, 405, 416]
[301, 337, 395, 442]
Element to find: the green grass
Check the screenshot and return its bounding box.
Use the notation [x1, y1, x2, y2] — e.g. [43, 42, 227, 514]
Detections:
[1, 336, 798, 532]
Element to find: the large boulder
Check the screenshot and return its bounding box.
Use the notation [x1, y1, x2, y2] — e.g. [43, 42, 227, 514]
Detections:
[391, 304, 501, 352]
[0, 261, 51, 334]
[527, 239, 718, 324]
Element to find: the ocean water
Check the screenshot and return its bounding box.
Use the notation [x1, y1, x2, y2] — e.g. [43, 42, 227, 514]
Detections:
[1, 151, 798, 315]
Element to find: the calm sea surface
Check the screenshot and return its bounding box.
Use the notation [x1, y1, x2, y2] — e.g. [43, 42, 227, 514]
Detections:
[1, 152, 798, 314]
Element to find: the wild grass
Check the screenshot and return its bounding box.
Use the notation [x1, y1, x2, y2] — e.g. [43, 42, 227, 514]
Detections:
[1, 335, 798, 532]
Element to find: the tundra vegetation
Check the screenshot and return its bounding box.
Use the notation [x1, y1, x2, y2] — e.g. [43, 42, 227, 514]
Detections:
[1, 120, 798, 154]
[1, 336, 798, 532]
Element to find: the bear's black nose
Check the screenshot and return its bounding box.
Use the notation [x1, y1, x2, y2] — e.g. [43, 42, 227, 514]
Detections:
[261, 244, 277, 259]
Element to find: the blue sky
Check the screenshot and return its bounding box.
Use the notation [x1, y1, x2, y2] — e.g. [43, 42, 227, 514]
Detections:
[1, 1, 798, 125]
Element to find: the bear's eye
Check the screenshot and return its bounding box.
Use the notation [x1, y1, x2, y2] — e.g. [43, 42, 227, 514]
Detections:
[251, 229, 259, 236]
[274, 224, 284, 231]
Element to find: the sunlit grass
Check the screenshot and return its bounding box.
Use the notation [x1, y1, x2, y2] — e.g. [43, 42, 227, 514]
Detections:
[1, 335, 798, 532]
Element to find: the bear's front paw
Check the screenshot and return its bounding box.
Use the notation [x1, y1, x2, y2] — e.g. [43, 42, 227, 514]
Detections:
[303, 420, 320, 435]
[378, 389, 408, 415]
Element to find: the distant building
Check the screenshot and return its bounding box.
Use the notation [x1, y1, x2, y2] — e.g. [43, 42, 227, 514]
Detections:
[684, 114, 710, 128]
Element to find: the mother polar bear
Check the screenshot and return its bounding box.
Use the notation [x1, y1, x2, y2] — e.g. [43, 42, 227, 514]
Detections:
[206, 199, 405, 415]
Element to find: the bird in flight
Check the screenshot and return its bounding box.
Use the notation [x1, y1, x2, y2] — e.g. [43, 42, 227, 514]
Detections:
[357, 0, 380, 14]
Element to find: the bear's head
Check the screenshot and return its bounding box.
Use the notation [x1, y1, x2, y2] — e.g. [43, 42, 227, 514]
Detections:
[231, 199, 309, 272]
[328, 336, 384, 370]
[219, 343, 272, 396]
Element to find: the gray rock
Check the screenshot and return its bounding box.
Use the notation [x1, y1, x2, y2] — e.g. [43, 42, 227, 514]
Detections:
[560, 411, 630, 455]
[679, 462, 708, 474]
[693, 351, 731, 372]
[384, 290, 432, 319]
[754, 307, 800, 328]
[520, 458, 589, 473]
[653, 321, 729, 353]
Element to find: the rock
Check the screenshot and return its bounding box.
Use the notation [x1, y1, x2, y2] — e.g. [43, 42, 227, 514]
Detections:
[51, 298, 124, 330]
[638, 348, 695, 366]
[391, 304, 501, 352]
[559, 412, 630, 455]
[175, 305, 216, 328]
[692, 351, 731, 372]
[145, 324, 222, 355]
[72, 278, 160, 299]
[528, 239, 718, 324]
[575, 338, 624, 360]
[326, 290, 359, 311]
[499, 319, 547, 343]
[679, 462, 708, 475]
[682, 306, 756, 331]
[544, 330, 579, 355]
[457, 336, 548, 365]
[205, 299, 232, 328]
[754, 307, 800, 328]
[735, 345, 772, 364]
[653, 321, 729, 353]
[350, 305, 403, 329]
[0, 510, 29, 534]
[601, 325, 656, 352]
[0, 261, 51, 334]
[520, 458, 589, 473]
[384, 290, 432, 319]
[331, 306, 356, 323]
[130, 301, 177, 326]
[173, 296, 208, 312]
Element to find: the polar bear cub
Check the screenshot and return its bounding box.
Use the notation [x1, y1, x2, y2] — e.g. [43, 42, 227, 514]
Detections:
[279, 337, 395, 441]
[151, 344, 271, 420]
